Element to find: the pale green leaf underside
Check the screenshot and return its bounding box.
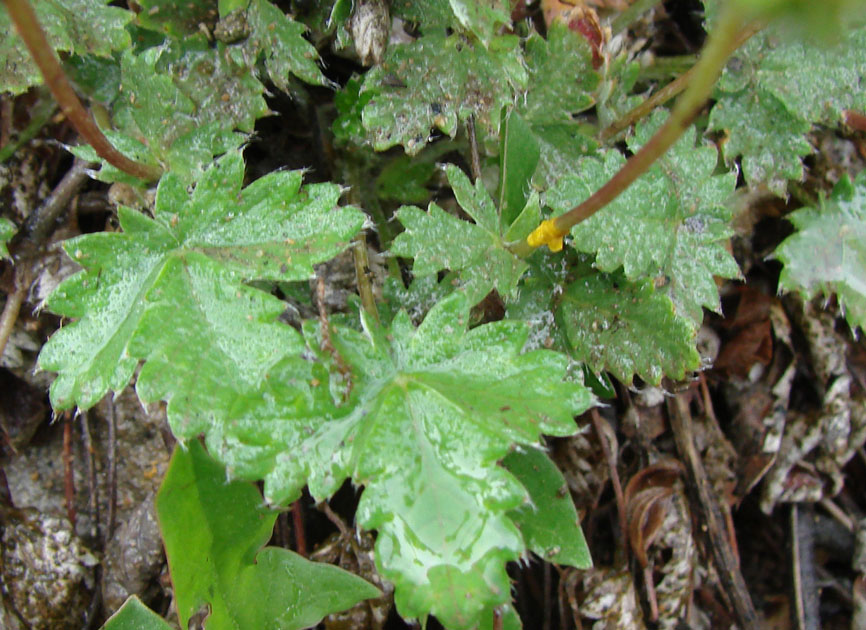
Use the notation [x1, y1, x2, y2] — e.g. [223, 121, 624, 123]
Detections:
[360, 33, 523, 154]
[0, 0, 132, 95]
[38, 151, 364, 429]
[557, 272, 700, 385]
[206, 294, 594, 629]
[391, 165, 528, 304]
[776, 172, 866, 332]
[547, 112, 740, 325]
[156, 441, 379, 630]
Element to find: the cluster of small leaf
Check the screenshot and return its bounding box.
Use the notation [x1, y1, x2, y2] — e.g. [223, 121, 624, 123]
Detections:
[3, 0, 866, 628]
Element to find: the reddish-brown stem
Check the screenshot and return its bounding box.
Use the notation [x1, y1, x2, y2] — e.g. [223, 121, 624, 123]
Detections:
[291, 500, 307, 557]
[4, 0, 162, 182]
[63, 415, 77, 527]
[590, 408, 628, 563]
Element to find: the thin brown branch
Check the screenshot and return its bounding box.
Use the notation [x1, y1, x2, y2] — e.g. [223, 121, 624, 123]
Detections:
[668, 394, 759, 630]
[63, 414, 76, 527]
[106, 396, 118, 539]
[590, 408, 628, 563]
[4, 0, 161, 182]
[0, 281, 26, 362]
[352, 233, 379, 322]
[291, 500, 307, 557]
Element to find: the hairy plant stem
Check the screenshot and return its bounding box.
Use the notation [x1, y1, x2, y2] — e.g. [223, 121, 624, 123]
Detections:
[3, 0, 162, 182]
[509, 6, 760, 257]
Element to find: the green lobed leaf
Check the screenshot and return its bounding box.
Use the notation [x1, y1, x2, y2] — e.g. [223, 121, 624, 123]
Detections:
[519, 23, 600, 188]
[38, 150, 364, 428]
[0, 218, 16, 258]
[157, 440, 380, 630]
[502, 446, 591, 568]
[448, 0, 511, 47]
[205, 293, 594, 628]
[391, 164, 529, 305]
[0, 0, 133, 95]
[557, 271, 700, 385]
[709, 23, 866, 193]
[775, 171, 866, 332]
[101, 596, 173, 630]
[241, 0, 330, 89]
[390, 0, 457, 32]
[547, 111, 741, 326]
[359, 33, 524, 154]
[75, 35, 265, 184]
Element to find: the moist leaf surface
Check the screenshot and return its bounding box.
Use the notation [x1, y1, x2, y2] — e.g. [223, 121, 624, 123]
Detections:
[547, 112, 740, 325]
[775, 171, 866, 332]
[0, 0, 133, 94]
[391, 164, 532, 304]
[38, 151, 364, 426]
[157, 441, 380, 630]
[209, 293, 594, 628]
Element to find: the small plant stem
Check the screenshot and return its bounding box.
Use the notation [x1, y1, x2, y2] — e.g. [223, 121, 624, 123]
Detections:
[291, 500, 307, 556]
[466, 115, 482, 183]
[63, 414, 77, 527]
[0, 281, 26, 362]
[600, 64, 695, 142]
[79, 411, 99, 541]
[590, 408, 628, 563]
[610, 0, 664, 35]
[3, 0, 162, 182]
[106, 397, 118, 539]
[352, 233, 379, 322]
[512, 7, 759, 256]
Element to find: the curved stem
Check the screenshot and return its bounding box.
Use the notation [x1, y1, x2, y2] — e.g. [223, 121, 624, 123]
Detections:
[512, 6, 761, 255]
[4, 0, 162, 182]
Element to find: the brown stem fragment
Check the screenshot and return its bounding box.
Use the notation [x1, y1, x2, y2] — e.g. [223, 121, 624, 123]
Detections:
[3, 0, 161, 182]
[668, 394, 759, 630]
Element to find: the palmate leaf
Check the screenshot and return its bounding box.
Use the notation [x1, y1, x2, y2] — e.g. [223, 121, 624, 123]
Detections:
[709, 23, 866, 194]
[0, 0, 133, 95]
[775, 171, 866, 332]
[557, 271, 700, 384]
[157, 441, 380, 630]
[71, 35, 266, 185]
[359, 32, 525, 154]
[547, 111, 740, 326]
[519, 22, 600, 188]
[205, 293, 594, 629]
[38, 151, 364, 432]
[391, 164, 533, 305]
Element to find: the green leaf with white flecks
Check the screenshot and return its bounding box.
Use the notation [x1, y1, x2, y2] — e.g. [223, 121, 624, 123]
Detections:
[73, 35, 265, 185]
[0, 0, 133, 95]
[0, 219, 16, 259]
[775, 171, 866, 333]
[503, 446, 591, 568]
[205, 293, 594, 628]
[391, 164, 529, 304]
[557, 271, 700, 384]
[241, 0, 330, 89]
[547, 111, 741, 325]
[359, 33, 525, 154]
[448, 0, 511, 47]
[101, 596, 173, 630]
[37, 151, 364, 424]
[709, 23, 866, 193]
[520, 23, 600, 188]
[157, 441, 380, 630]
[390, 0, 455, 32]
